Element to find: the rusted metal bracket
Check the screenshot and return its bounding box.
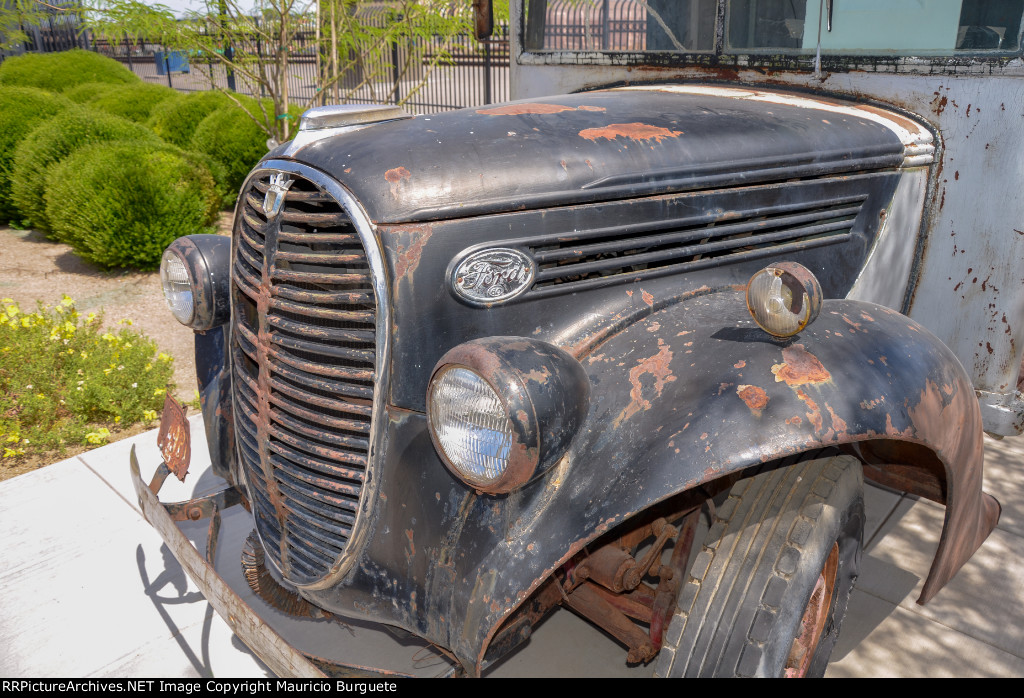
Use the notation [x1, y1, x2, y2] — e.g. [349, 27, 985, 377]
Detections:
[553, 505, 703, 664]
[130, 446, 412, 678]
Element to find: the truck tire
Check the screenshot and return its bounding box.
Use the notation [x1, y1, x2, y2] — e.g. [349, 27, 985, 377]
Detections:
[654, 454, 863, 677]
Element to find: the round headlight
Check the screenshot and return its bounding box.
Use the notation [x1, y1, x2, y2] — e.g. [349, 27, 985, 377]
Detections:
[746, 262, 823, 337]
[159, 236, 232, 330]
[161, 248, 194, 325]
[428, 367, 514, 488]
[427, 338, 590, 494]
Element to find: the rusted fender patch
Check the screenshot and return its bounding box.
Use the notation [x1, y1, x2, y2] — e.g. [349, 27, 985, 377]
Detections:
[771, 344, 831, 386]
[613, 339, 677, 427]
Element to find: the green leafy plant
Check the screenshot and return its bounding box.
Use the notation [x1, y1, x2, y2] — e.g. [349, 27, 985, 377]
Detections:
[0, 48, 138, 92]
[0, 296, 174, 461]
[63, 81, 122, 104]
[46, 142, 220, 269]
[0, 86, 72, 224]
[10, 105, 160, 233]
[84, 81, 178, 123]
[190, 103, 276, 201]
[147, 90, 236, 148]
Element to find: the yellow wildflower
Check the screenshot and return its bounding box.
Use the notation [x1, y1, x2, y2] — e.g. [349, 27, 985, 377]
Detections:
[84, 428, 111, 445]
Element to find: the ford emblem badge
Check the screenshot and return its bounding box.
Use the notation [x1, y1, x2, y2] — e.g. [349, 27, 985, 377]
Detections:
[451, 248, 536, 304]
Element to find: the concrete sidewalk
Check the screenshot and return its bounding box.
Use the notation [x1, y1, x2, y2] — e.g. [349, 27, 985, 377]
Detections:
[1, 416, 1022, 678]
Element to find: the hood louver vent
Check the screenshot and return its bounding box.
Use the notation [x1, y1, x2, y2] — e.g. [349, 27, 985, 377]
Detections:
[525, 195, 866, 298]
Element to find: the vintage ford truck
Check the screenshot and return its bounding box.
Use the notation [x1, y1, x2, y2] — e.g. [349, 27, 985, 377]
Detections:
[135, 0, 1022, 677]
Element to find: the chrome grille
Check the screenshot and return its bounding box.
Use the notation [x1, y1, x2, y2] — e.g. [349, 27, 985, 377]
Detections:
[231, 173, 376, 585]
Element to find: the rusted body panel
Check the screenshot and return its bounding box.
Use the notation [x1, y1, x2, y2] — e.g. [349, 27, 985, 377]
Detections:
[267, 288, 996, 674]
[512, 11, 1024, 432]
[195, 326, 237, 483]
[285, 90, 903, 224]
[375, 171, 898, 410]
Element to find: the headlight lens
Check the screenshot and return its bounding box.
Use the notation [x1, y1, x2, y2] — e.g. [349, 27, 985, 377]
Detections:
[746, 262, 822, 337]
[428, 367, 514, 487]
[160, 249, 194, 325]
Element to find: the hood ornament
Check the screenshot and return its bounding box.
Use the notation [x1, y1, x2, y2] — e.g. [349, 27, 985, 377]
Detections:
[263, 173, 294, 219]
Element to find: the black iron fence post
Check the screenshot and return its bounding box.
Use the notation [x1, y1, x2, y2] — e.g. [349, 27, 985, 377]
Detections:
[483, 39, 492, 104]
[602, 0, 611, 50]
[391, 15, 402, 106]
[226, 46, 236, 91]
[164, 49, 173, 88]
[124, 34, 133, 71]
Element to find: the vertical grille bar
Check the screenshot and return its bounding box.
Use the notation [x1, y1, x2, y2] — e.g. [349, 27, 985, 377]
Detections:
[232, 172, 376, 586]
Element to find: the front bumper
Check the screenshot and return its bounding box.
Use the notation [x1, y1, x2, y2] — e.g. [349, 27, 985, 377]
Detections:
[128, 443, 453, 678]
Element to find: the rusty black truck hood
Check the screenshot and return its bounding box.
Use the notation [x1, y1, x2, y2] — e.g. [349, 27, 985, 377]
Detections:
[273, 87, 905, 224]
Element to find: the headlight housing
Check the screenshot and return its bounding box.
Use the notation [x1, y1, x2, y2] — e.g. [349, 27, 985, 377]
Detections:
[427, 338, 590, 494]
[160, 235, 232, 331]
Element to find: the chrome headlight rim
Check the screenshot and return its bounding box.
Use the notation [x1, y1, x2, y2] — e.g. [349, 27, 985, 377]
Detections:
[160, 246, 196, 326]
[427, 363, 531, 492]
[160, 235, 232, 331]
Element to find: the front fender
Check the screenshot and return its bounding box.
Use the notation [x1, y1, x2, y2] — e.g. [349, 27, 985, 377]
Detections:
[457, 287, 997, 672]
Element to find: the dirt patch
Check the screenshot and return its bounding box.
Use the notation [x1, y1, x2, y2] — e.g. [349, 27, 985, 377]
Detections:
[0, 215, 232, 477]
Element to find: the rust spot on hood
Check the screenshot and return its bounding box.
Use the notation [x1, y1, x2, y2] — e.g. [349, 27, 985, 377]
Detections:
[613, 339, 676, 427]
[477, 103, 583, 115]
[737, 385, 769, 414]
[578, 123, 684, 144]
[771, 344, 831, 386]
[384, 166, 411, 196]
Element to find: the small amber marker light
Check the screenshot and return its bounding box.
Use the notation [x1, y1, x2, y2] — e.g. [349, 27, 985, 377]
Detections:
[746, 262, 823, 337]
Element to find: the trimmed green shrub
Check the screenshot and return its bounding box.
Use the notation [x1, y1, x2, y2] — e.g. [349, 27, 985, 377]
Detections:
[148, 90, 235, 148]
[86, 82, 178, 123]
[0, 49, 137, 93]
[182, 149, 235, 208]
[0, 87, 73, 223]
[190, 104, 271, 202]
[64, 81, 121, 104]
[10, 106, 160, 233]
[46, 142, 220, 269]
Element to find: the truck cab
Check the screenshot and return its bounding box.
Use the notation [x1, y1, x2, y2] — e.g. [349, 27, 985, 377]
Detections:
[141, 0, 1021, 677]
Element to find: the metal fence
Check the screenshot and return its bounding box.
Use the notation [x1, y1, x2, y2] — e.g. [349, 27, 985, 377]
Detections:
[540, 0, 648, 51]
[0, 1, 90, 61]
[89, 14, 510, 115]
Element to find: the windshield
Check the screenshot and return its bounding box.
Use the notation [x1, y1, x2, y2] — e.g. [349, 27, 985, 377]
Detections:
[523, 0, 1024, 55]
